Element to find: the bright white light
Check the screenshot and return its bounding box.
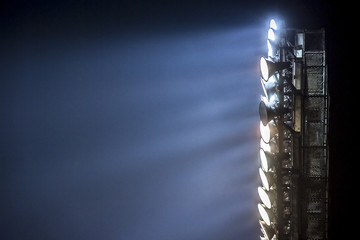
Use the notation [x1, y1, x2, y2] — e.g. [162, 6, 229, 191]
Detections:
[270, 19, 277, 30]
[259, 167, 270, 191]
[267, 39, 274, 58]
[258, 187, 272, 209]
[260, 122, 270, 143]
[260, 57, 269, 81]
[260, 138, 271, 152]
[261, 78, 269, 100]
[260, 148, 269, 172]
[258, 203, 271, 226]
[268, 28, 275, 41]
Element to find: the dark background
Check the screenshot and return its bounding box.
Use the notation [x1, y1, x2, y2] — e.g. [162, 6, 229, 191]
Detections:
[0, 0, 354, 239]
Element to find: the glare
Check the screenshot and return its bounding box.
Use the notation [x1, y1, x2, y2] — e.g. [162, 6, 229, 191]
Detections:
[260, 148, 269, 172]
[258, 187, 272, 209]
[258, 203, 271, 226]
[260, 138, 271, 152]
[259, 167, 270, 191]
[268, 28, 275, 41]
[267, 39, 274, 58]
[260, 57, 269, 81]
[270, 19, 277, 30]
[260, 121, 270, 143]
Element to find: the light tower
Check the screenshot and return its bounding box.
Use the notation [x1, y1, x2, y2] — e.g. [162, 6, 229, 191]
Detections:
[257, 19, 329, 240]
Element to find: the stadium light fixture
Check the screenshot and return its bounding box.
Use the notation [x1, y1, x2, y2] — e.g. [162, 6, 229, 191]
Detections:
[260, 138, 271, 152]
[260, 220, 275, 240]
[259, 121, 277, 144]
[258, 186, 274, 209]
[260, 56, 291, 81]
[260, 148, 275, 172]
[258, 203, 273, 226]
[270, 19, 277, 30]
[260, 122, 271, 143]
[267, 39, 277, 59]
[259, 167, 275, 191]
[268, 28, 276, 42]
[259, 100, 275, 126]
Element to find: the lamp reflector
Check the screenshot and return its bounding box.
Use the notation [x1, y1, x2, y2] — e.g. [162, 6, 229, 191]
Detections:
[259, 100, 274, 126]
[260, 56, 291, 81]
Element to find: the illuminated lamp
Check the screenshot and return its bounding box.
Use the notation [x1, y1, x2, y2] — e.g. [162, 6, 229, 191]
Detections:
[260, 138, 278, 155]
[259, 220, 275, 239]
[268, 28, 276, 42]
[259, 167, 275, 191]
[270, 19, 277, 30]
[258, 203, 273, 226]
[260, 121, 277, 144]
[260, 122, 271, 143]
[267, 39, 278, 58]
[260, 138, 271, 152]
[260, 148, 276, 172]
[260, 56, 291, 81]
[258, 186, 274, 209]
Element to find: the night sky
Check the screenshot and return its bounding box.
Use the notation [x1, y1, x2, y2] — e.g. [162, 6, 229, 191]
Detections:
[0, 1, 354, 240]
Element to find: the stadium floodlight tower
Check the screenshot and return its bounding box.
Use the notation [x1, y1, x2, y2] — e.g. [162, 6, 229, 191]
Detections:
[256, 19, 329, 240]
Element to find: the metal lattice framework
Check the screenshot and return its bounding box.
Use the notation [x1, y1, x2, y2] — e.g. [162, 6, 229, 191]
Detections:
[257, 20, 329, 240]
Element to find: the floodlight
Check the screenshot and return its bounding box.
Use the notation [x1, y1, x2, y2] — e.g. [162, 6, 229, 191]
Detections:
[267, 39, 276, 58]
[260, 138, 271, 152]
[270, 19, 277, 30]
[260, 122, 271, 143]
[260, 148, 276, 172]
[268, 28, 276, 42]
[267, 38, 281, 59]
[259, 167, 275, 191]
[258, 187, 273, 209]
[259, 100, 275, 126]
[259, 220, 275, 239]
[260, 56, 291, 81]
[260, 138, 278, 154]
[258, 203, 272, 226]
[260, 120, 277, 144]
